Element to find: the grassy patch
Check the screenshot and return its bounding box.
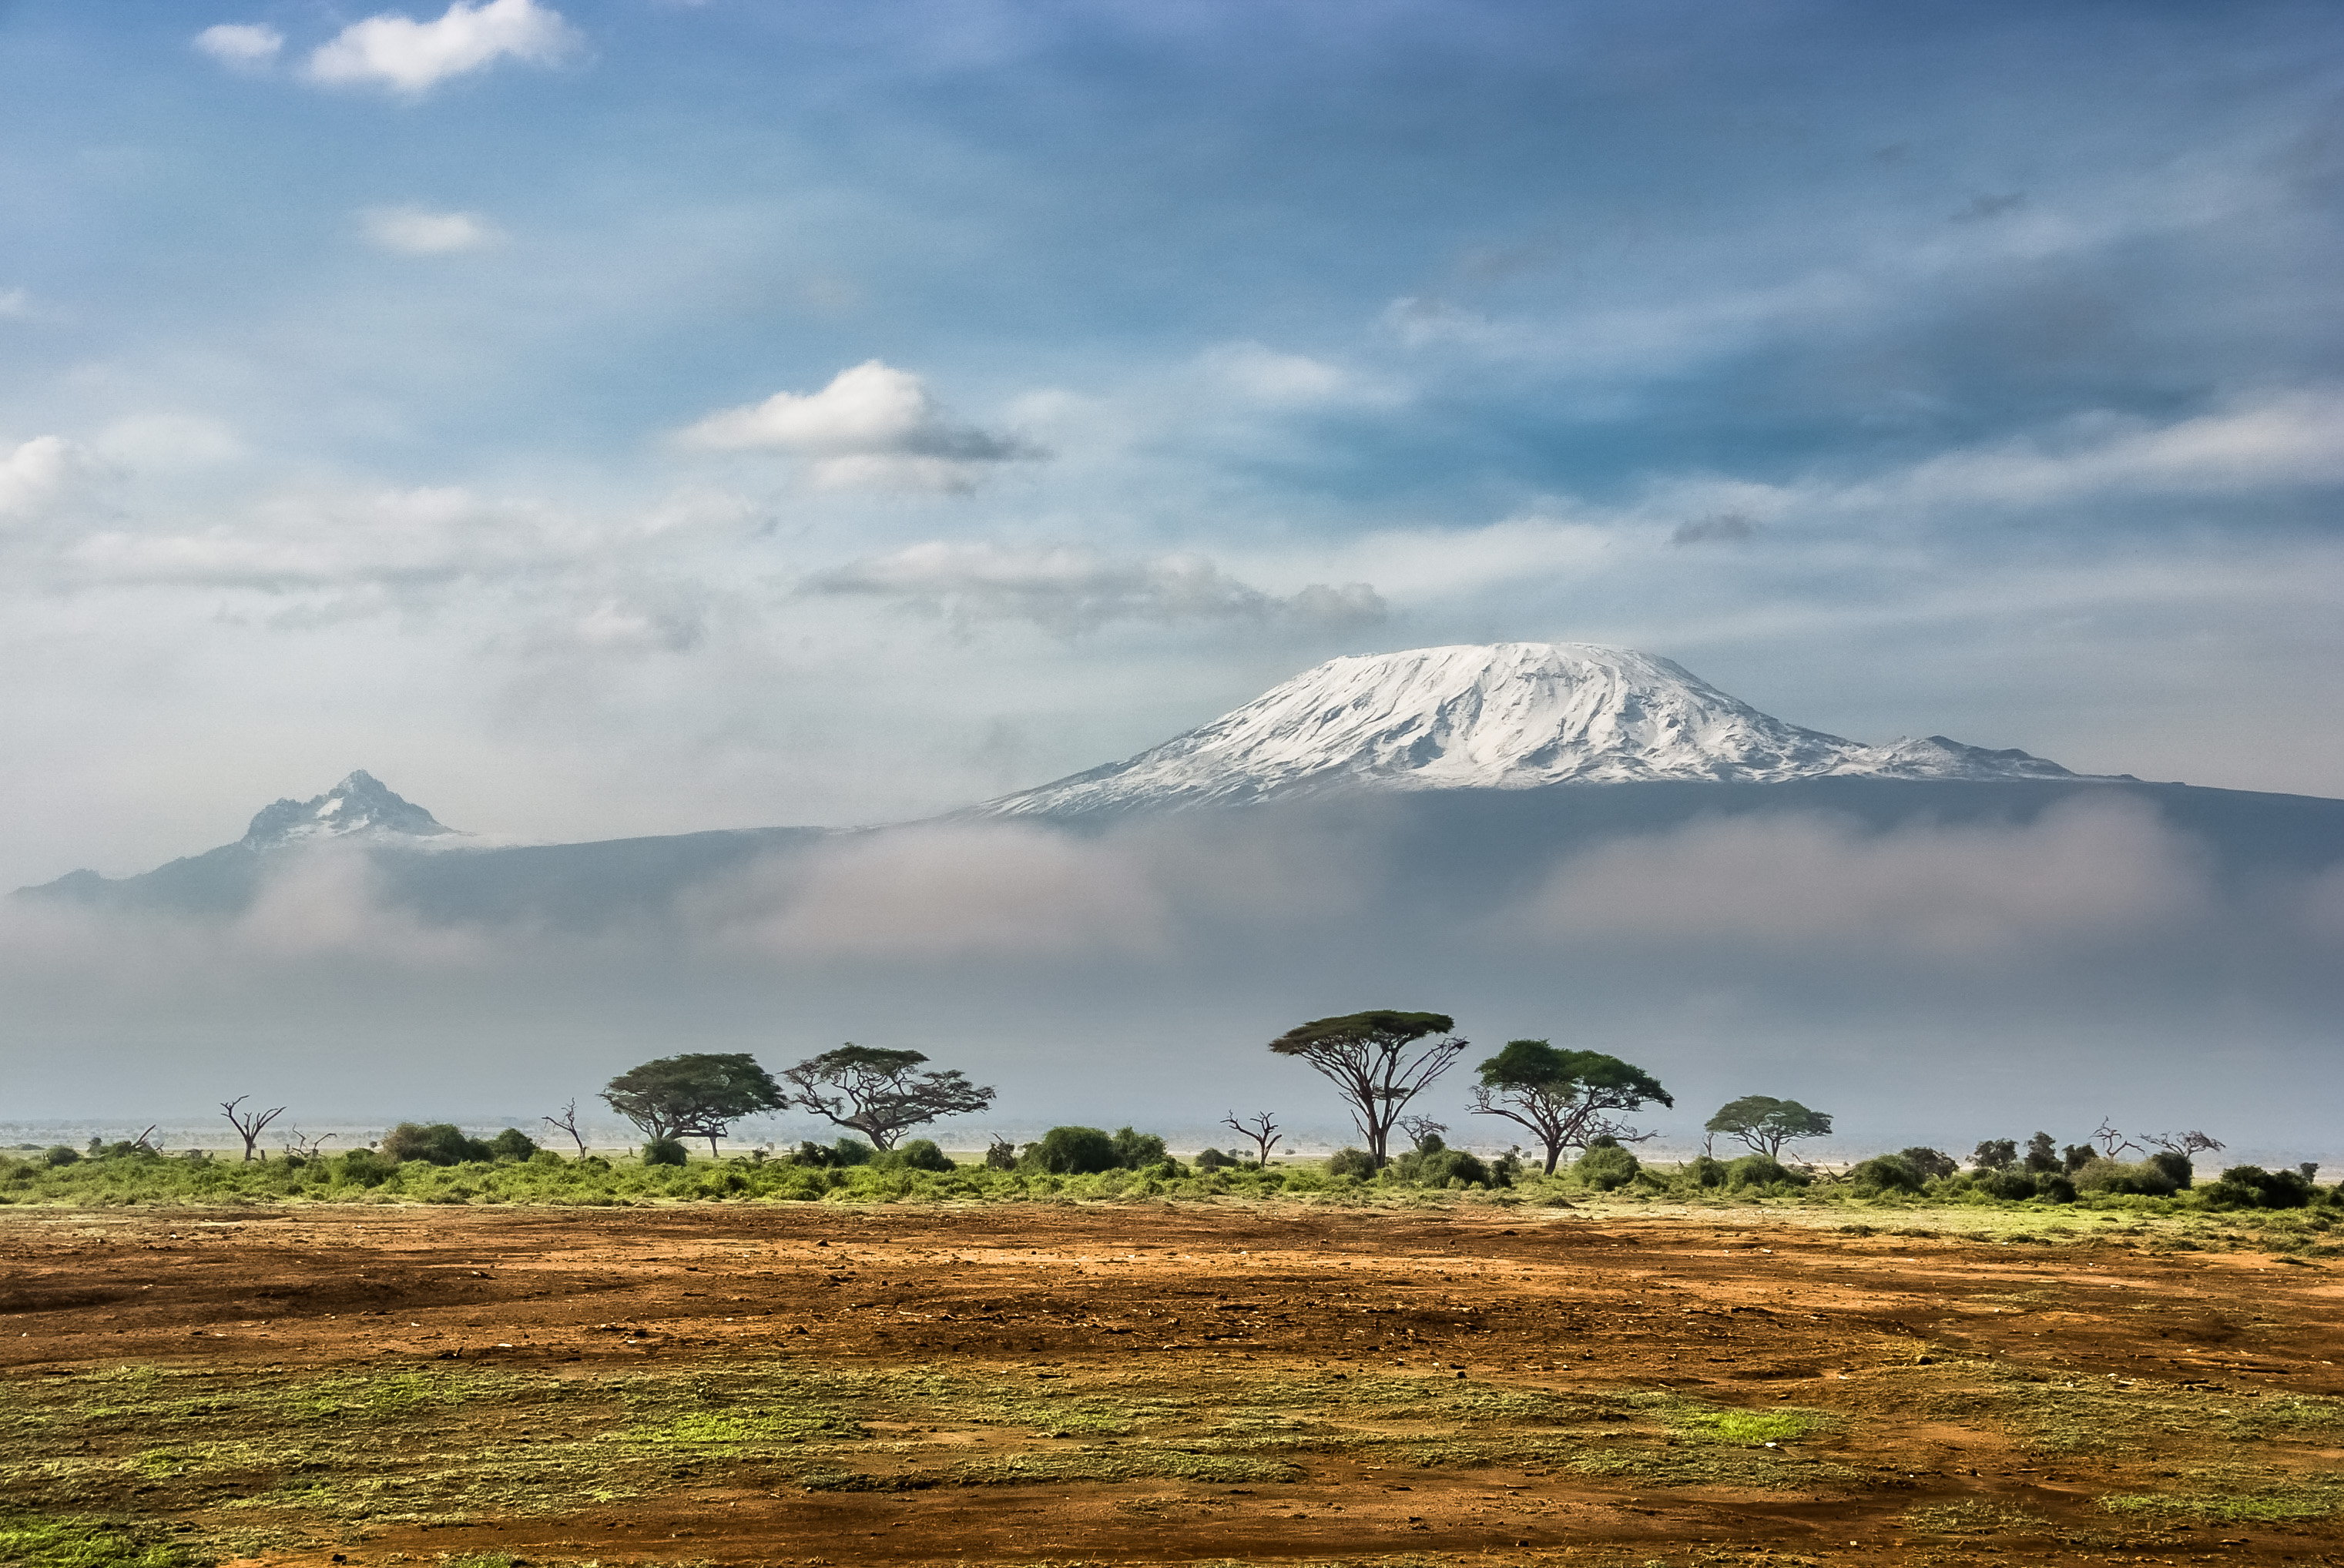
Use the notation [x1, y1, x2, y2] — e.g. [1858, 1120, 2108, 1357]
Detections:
[2100, 1472, 2344, 1523]
[1906, 1499, 2049, 1534]
[0, 1516, 195, 1568]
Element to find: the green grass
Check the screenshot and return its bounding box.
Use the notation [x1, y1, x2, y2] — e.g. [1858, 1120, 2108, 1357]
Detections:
[2100, 1472, 2344, 1523]
[0, 1516, 196, 1568]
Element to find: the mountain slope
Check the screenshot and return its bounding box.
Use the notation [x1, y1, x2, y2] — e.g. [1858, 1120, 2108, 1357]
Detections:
[976, 642, 2083, 818]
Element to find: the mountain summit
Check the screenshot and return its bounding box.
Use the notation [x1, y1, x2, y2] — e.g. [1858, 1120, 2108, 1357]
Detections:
[978, 642, 2080, 816]
[239, 770, 456, 849]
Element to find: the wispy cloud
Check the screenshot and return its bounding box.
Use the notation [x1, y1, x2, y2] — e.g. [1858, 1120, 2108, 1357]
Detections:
[677, 360, 1043, 493]
[305, 0, 581, 96]
[806, 541, 1386, 635]
[359, 205, 504, 255]
[193, 22, 284, 72]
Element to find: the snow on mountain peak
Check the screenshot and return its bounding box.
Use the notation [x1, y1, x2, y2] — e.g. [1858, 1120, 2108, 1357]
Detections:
[978, 642, 2077, 816]
[240, 770, 457, 849]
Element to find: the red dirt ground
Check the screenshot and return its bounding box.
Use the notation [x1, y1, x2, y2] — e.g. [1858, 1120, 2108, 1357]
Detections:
[5, 1201, 2341, 1566]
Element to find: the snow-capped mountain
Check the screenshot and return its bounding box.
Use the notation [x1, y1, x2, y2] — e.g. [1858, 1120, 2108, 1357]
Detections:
[978, 642, 2082, 816]
[238, 769, 458, 849]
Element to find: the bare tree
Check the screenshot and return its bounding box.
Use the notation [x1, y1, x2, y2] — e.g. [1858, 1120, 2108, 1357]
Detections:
[283, 1128, 335, 1159]
[2091, 1118, 2141, 1158]
[220, 1097, 286, 1163]
[126, 1125, 160, 1154]
[2143, 1129, 2225, 1158]
[1221, 1111, 1283, 1167]
[1397, 1114, 1449, 1151]
[542, 1097, 589, 1157]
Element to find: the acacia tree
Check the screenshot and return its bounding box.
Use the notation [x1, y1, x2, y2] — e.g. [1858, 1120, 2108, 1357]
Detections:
[1467, 1040, 1673, 1175]
[1268, 1010, 1467, 1167]
[1704, 1095, 1832, 1160]
[601, 1052, 785, 1156]
[780, 1045, 995, 1151]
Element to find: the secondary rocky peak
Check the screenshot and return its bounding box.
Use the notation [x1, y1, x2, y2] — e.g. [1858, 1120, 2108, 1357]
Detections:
[240, 770, 456, 850]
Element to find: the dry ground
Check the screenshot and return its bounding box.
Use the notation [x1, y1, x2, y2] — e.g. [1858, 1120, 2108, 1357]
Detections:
[4, 1201, 2342, 1567]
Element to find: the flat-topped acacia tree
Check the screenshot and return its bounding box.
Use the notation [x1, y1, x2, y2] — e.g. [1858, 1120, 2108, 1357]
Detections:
[602, 1052, 786, 1157]
[1705, 1094, 1833, 1160]
[781, 1045, 996, 1151]
[1268, 1010, 1467, 1168]
[1468, 1040, 1673, 1174]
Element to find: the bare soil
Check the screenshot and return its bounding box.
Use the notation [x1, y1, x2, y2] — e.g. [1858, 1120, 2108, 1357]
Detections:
[4, 1201, 2342, 1567]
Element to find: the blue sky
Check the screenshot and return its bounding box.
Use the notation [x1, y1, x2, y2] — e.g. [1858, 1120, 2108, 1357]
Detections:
[4, 0, 2342, 881]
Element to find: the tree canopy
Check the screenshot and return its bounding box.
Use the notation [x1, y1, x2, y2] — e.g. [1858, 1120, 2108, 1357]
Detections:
[1468, 1040, 1673, 1174]
[601, 1052, 785, 1154]
[780, 1044, 995, 1150]
[1704, 1094, 1833, 1158]
[1268, 1009, 1466, 1166]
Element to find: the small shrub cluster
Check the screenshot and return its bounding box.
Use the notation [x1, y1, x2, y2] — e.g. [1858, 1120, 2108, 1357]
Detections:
[379, 1123, 538, 1166]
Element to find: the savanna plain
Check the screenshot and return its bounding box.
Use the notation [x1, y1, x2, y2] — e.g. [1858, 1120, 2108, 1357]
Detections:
[6, 1184, 2344, 1568]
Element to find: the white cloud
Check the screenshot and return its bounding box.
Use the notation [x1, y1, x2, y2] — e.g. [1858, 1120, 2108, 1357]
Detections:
[1513, 798, 2212, 960]
[676, 360, 1042, 492]
[359, 205, 504, 256]
[0, 437, 102, 521]
[305, 0, 580, 96]
[194, 23, 284, 71]
[691, 826, 1171, 960]
[1866, 388, 2344, 508]
[0, 288, 32, 320]
[806, 541, 1386, 635]
[58, 484, 571, 591]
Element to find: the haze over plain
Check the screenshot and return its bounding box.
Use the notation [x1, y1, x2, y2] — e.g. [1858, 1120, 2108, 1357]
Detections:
[2, 2, 2340, 1151]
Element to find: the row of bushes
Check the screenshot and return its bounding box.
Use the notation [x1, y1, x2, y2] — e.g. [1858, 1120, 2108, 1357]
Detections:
[7, 1130, 2332, 1213]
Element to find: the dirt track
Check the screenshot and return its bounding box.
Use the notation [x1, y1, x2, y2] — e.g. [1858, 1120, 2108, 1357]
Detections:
[4, 1201, 2341, 1566]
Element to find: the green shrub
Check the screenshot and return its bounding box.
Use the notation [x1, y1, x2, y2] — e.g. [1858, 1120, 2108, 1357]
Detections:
[1027, 1126, 1118, 1174]
[41, 1146, 79, 1168]
[1575, 1144, 1641, 1191]
[381, 1123, 495, 1165]
[2201, 1165, 2316, 1210]
[2148, 1150, 2194, 1189]
[1899, 1147, 1959, 1180]
[1725, 1153, 1809, 1188]
[335, 1148, 393, 1187]
[2037, 1173, 2078, 1204]
[1393, 1145, 1491, 1187]
[2074, 1157, 2181, 1197]
[1687, 1154, 1729, 1188]
[1848, 1154, 1925, 1195]
[1110, 1127, 1169, 1169]
[488, 1127, 538, 1161]
[1325, 1148, 1378, 1178]
[984, 1137, 1018, 1171]
[1971, 1137, 2018, 1171]
[1194, 1147, 1239, 1171]
[877, 1138, 954, 1173]
[642, 1137, 689, 1168]
[1973, 1168, 2038, 1200]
